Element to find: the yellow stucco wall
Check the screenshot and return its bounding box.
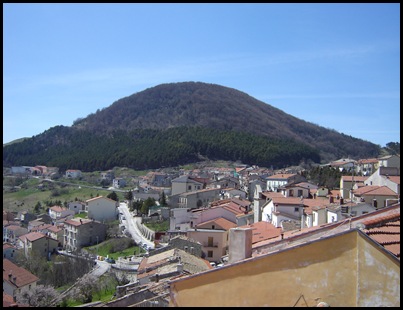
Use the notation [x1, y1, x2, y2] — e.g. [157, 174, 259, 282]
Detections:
[169, 230, 400, 307]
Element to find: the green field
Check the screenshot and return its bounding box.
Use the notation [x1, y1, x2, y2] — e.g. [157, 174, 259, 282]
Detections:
[3, 177, 125, 214]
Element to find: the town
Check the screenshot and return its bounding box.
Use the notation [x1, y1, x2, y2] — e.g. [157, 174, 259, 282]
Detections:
[3, 154, 400, 307]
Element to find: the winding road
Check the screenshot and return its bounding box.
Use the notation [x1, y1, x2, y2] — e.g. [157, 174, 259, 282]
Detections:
[118, 202, 155, 249]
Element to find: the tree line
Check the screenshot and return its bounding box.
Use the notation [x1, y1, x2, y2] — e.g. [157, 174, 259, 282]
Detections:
[3, 126, 321, 172]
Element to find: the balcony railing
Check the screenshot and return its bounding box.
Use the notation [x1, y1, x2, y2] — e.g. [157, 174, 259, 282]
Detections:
[203, 242, 219, 248]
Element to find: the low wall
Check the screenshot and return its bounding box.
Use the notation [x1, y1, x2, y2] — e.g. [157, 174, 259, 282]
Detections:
[136, 220, 155, 241]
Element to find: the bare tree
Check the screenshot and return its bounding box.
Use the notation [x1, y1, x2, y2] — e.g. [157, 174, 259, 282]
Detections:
[71, 273, 100, 303]
[16, 285, 60, 307]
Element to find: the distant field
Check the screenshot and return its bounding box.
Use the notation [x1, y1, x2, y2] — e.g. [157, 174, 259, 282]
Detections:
[3, 177, 124, 214]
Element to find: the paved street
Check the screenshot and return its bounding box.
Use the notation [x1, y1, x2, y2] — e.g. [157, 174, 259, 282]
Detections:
[118, 202, 155, 249]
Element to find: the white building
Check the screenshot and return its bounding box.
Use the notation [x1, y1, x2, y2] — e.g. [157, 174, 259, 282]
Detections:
[86, 196, 118, 222]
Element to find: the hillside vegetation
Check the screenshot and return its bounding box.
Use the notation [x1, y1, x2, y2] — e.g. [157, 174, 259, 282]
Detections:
[3, 82, 380, 171]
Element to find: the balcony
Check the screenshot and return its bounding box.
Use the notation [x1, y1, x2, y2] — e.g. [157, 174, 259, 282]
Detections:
[203, 242, 219, 248]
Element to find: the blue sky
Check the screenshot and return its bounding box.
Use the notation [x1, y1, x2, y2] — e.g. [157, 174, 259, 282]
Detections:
[3, 3, 400, 147]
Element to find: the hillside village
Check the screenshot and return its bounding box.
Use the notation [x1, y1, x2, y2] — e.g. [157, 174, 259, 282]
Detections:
[3, 154, 400, 307]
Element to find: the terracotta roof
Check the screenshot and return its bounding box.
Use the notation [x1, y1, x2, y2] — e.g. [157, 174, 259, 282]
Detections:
[196, 217, 237, 231]
[3, 258, 39, 288]
[272, 197, 304, 205]
[266, 173, 296, 180]
[65, 218, 93, 226]
[341, 176, 368, 182]
[50, 205, 67, 212]
[361, 186, 397, 196]
[384, 175, 400, 185]
[48, 225, 63, 233]
[3, 243, 15, 250]
[261, 191, 285, 199]
[4, 225, 23, 231]
[239, 221, 282, 244]
[302, 197, 329, 215]
[19, 231, 46, 242]
[362, 212, 400, 259]
[353, 185, 382, 196]
[357, 158, 378, 164]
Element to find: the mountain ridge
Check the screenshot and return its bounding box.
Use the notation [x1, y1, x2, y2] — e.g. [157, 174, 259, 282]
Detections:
[3, 82, 380, 171]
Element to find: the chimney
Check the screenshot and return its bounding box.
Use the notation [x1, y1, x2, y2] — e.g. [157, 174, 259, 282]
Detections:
[228, 227, 253, 264]
[177, 263, 183, 273]
[281, 232, 284, 240]
[8, 272, 12, 280]
[329, 196, 334, 203]
[340, 197, 344, 205]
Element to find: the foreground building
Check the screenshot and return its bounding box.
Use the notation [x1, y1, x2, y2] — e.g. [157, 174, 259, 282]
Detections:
[169, 204, 400, 307]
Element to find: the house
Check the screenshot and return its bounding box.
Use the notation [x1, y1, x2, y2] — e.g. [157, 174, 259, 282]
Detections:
[262, 196, 304, 227]
[48, 205, 75, 224]
[113, 177, 126, 189]
[208, 176, 240, 190]
[47, 224, 64, 247]
[27, 219, 46, 232]
[16, 211, 36, 226]
[351, 185, 398, 209]
[3, 225, 28, 244]
[67, 201, 86, 214]
[168, 235, 203, 257]
[340, 175, 368, 199]
[86, 196, 118, 222]
[177, 188, 222, 209]
[168, 198, 253, 238]
[279, 181, 317, 198]
[63, 218, 107, 252]
[377, 154, 400, 170]
[3, 259, 39, 300]
[221, 188, 247, 200]
[3, 243, 17, 261]
[356, 158, 378, 176]
[100, 170, 114, 181]
[169, 205, 400, 307]
[65, 169, 82, 179]
[187, 217, 237, 263]
[17, 231, 59, 259]
[171, 175, 204, 196]
[265, 173, 306, 192]
[364, 166, 400, 195]
[328, 158, 356, 172]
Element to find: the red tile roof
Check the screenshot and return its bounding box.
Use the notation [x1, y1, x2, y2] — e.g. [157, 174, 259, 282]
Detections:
[363, 213, 400, 259]
[239, 221, 282, 244]
[3, 258, 39, 288]
[196, 217, 237, 231]
[266, 173, 296, 180]
[384, 175, 400, 185]
[361, 186, 397, 196]
[341, 176, 368, 182]
[19, 231, 46, 242]
[272, 197, 304, 205]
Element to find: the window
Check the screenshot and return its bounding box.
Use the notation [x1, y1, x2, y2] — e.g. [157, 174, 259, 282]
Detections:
[212, 225, 215, 229]
[207, 251, 213, 258]
[289, 189, 294, 197]
[294, 207, 299, 212]
[298, 190, 303, 197]
[188, 185, 191, 190]
[208, 237, 214, 247]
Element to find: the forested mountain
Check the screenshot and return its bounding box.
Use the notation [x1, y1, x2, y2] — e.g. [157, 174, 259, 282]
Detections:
[3, 82, 380, 171]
